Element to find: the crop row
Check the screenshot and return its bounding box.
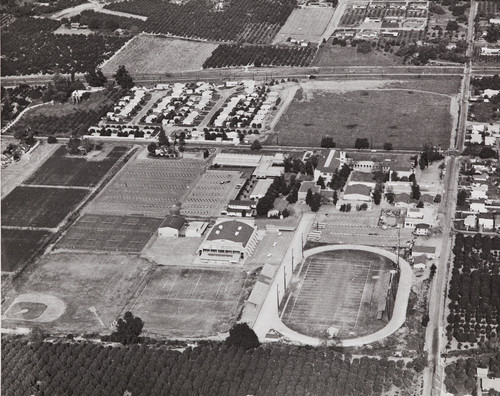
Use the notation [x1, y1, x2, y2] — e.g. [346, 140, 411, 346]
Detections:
[1, 339, 421, 396]
[203, 45, 316, 68]
[1, 17, 127, 76]
[237, 22, 282, 44]
[106, 0, 295, 42]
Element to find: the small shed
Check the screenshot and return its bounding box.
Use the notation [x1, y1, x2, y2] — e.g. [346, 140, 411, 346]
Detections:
[158, 216, 186, 238]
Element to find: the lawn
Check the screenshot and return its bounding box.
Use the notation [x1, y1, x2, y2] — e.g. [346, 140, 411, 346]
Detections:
[25, 145, 128, 187]
[88, 150, 205, 216]
[57, 214, 163, 252]
[1, 229, 52, 273]
[1, 186, 88, 228]
[312, 44, 402, 67]
[101, 35, 219, 76]
[132, 267, 249, 337]
[2, 252, 152, 333]
[272, 7, 335, 44]
[281, 249, 394, 338]
[273, 87, 453, 149]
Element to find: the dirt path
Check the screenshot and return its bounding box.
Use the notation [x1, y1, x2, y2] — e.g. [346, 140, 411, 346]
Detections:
[269, 84, 299, 130]
[320, 0, 348, 44]
[51, 1, 147, 21]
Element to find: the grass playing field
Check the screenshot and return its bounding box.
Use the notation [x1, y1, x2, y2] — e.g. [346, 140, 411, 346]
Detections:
[101, 35, 219, 76]
[88, 150, 205, 216]
[273, 85, 454, 149]
[272, 8, 335, 44]
[1, 186, 89, 228]
[25, 146, 128, 187]
[2, 252, 152, 333]
[1, 229, 52, 273]
[281, 249, 394, 338]
[57, 214, 163, 252]
[131, 267, 249, 337]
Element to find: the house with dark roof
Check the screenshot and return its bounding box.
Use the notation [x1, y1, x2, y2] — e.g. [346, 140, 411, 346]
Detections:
[313, 149, 346, 184]
[158, 216, 186, 237]
[414, 223, 430, 236]
[197, 220, 259, 263]
[342, 184, 372, 201]
[412, 245, 436, 259]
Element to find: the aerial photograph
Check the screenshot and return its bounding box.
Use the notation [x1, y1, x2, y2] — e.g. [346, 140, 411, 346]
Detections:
[1, 0, 500, 394]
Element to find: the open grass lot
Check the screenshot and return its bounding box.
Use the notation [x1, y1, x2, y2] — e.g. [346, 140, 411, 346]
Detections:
[102, 35, 219, 76]
[57, 214, 163, 252]
[312, 44, 401, 67]
[281, 249, 394, 338]
[88, 151, 205, 216]
[132, 267, 249, 337]
[180, 170, 244, 217]
[272, 8, 335, 44]
[1, 229, 52, 273]
[2, 252, 151, 333]
[25, 146, 128, 187]
[1, 187, 88, 228]
[273, 85, 453, 149]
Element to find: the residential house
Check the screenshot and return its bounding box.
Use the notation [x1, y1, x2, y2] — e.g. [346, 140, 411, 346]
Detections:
[404, 207, 436, 229]
[464, 214, 477, 230]
[412, 245, 436, 260]
[478, 367, 500, 394]
[470, 184, 488, 199]
[469, 198, 487, 213]
[478, 212, 495, 231]
[394, 192, 414, 208]
[474, 172, 489, 183]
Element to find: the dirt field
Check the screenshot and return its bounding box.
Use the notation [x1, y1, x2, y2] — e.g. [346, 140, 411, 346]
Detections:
[131, 267, 249, 337]
[2, 252, 151, 333]
[273, 82, 454, 149]
[1, 229, 52, 273]
[101, 35, 219, 75]
[312, 45, 402, 67]
[87, 149, 206, 217]
[57, 214, 163, 252]
[281, 249, 394, 338]
[2, 186, 89, 228]
[26, 145, 128, 187]
[272, 8, 335, 44]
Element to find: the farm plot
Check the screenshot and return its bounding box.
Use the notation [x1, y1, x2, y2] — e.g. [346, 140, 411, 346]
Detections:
[281, 249, 394, 338]
[2, 252, 151, 333]
[273, 83, 454, 149]
[25, 146, 128, 187]
[88, 154, 205, 216]
[1, 229, 52, 273]
[180, 170, 244, 217]
[57, 214, 163, 253]
[272, 8, 335, 44]
[101, 35, 219, 76]
[1, 187, 88, 228]
[132, 267, 248, 337]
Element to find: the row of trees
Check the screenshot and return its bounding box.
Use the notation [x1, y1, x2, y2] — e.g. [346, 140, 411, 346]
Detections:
[256, 175, 299, 216]
[78, 10, 145, 32]
[2, 17, 127, 76]
[1, 337, 420, 396]
[107, 0, 295, 42]
[203, 45, 315, 69]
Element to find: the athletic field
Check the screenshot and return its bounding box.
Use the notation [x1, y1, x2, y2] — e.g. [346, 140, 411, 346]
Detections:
[281, 249, 395, 338]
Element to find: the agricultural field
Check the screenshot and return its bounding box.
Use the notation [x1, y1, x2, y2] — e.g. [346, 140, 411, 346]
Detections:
[87, 150, 205, 216]
[1, 339, 421, 396]
[2, 252, 151, 333]
[273, 80, 455, 149]
[281, 249, 395, 338]
[102, 35, 219, 76]
[446, 233, 500, 348]
[312, 43, 402, 67]
[132, 267, 249, 337]
[57, 214, 163, 253]
[1, 229, 52, 273]
[1, 186, 88, 228]
[203, 44, 316, 68]
[272, 7, 335, 44]
[106, 0, 295, 42]
[25, 146, 128, 187]
[1, 17, 127, 76]
[180, 170, 245, 217]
